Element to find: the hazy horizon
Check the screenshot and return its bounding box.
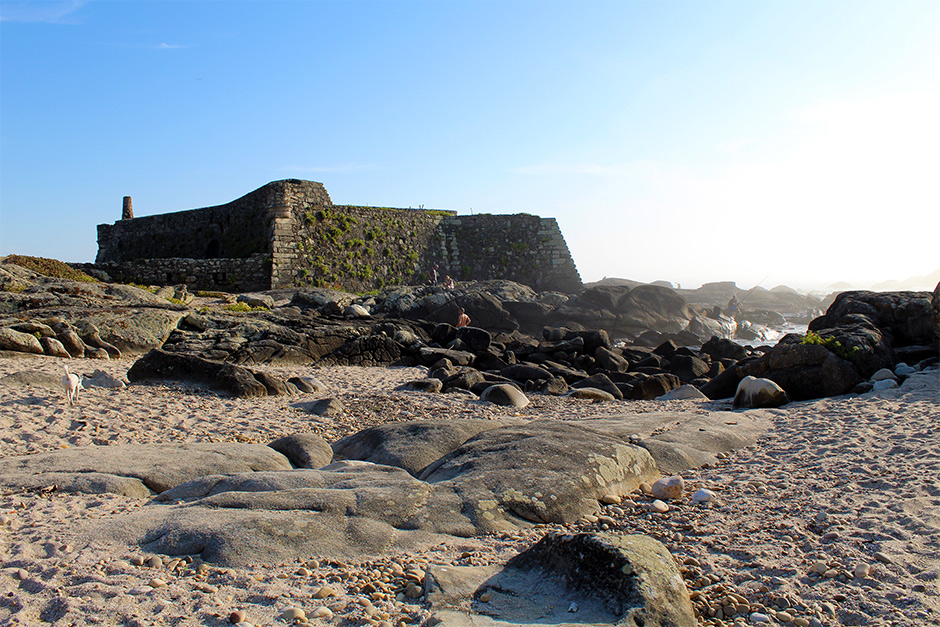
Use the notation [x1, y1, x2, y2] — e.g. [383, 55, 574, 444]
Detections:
[2, 1, 938, 293]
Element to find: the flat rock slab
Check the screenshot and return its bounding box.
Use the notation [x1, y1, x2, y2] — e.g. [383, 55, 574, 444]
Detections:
[582, 410, 774, 475]
[0, 443, 292, 496]
[0, 411, 771, 566]
[332, 419, 525, 476]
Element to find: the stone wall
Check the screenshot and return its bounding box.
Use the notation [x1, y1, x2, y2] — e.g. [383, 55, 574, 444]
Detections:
[93, 179, 583, 294]
[96, 180, 331, 263]
[429, 214, 581, 293]
[273, 204, 455, 292]
[78, 256, 271, 293]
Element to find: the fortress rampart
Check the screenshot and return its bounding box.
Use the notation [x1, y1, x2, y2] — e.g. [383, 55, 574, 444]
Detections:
[91, 180, 581, 293]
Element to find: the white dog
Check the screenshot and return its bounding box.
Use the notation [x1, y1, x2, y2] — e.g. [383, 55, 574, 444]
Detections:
[62, 365, 83, 406]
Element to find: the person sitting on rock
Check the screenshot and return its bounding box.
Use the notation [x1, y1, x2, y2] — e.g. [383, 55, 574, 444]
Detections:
[444, 275, 455, 290]
[456, 308, 471, 328]
[727, 295, 739, 316]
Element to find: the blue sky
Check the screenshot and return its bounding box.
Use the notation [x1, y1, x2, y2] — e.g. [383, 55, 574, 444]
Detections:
[2, 0, 938, 290]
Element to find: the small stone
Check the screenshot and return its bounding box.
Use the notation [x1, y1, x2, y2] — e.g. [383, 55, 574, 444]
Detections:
[479, 591, 491, 602]
[749, 612, 770, 623]
[15, 569, 28, 580]
[280, 607, 305, 621]
[311, 607, 333, 618]
[810, 561, 828, 574]
[638, 482, 652, 495]
[0, 514, 11, 526]
[870, 368, 897, 381]
[601, 494, 621, 505]
[145, 556, 163, 568]
[229, 610, 247, 624]
[776, 610, 793, 622]
[874, 551, 892, 564]
[313, 586, 337, 599]
[823, 569, 839, 578]
[651, 475, 685, 500]
[821, 602, 836, 617]
[691, 488, 716, 503]
[793, 618, 810, 627]
[130, 556, 144, 566]
[854, 563, 871, 578]
[148, 578, 167, 588]
[649, 499, 669, 513]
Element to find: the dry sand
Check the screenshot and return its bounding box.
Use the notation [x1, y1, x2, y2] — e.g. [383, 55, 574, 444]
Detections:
[0, 355, 937, 627]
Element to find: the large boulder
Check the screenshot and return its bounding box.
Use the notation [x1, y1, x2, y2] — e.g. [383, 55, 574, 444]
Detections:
[685, 314, 736, 341]
[0, 443, 292, 497]
[332, 419, 522, 477]
[480, 384, 530, 407]
[418, 420, 660, 527]
[0, 327, 44, 354]
[740, 343, 862, 401]
[810, 290, 937, 348]
[701, 336, 748, 361]
[78, 310, 186, 354]
[556, 285, 692, 337]
[732, 375, 790, 409]
[426, 532, 695, 627]
[127, 348, 289, 397]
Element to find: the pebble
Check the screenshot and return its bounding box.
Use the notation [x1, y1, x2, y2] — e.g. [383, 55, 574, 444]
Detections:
[148, 578, 167, 588]
[749, 612, 770, 623]
[874, 551, 892, 564]
[600, 493, 621, 504]
[691, 488, 716, 503]
[810, 561, 828, 574]
[649, 499, 670, 513]
[651, 475, 685, 500]
[0, 514, 11, 526]
[311, 607, 333, 618]
[145, 555, 163, 568]
[313, 585, 337, 599]
[638, 482, 652, 495]
[280, 607, 305, 621]
[854, 563, 871, 578]
[228, 610, 247, 624]
[776, 610, 793, 622]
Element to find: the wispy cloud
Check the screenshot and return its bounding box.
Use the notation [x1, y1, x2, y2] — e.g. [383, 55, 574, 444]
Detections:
[284, 164, 381, 174]
[0, 1, 86, 23]
[155, 42, 195, 50]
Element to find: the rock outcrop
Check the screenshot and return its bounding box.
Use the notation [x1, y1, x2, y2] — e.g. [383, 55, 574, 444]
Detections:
[0, 411, 769, 566]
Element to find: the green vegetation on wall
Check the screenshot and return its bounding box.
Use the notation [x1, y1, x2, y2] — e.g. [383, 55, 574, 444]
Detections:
[289, 205, 443, 291]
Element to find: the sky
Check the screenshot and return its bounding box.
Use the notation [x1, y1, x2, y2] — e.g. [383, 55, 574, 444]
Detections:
[1, 0, 938, 292]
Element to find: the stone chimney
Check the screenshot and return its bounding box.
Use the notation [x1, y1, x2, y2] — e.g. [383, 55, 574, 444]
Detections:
[122, 196, 134, 220]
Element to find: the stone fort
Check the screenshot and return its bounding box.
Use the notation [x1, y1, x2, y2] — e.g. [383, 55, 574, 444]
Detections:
[94, 179, 582, 294]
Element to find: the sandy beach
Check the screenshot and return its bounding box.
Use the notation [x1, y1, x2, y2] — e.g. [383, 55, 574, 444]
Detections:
[0, 354, 937, 627]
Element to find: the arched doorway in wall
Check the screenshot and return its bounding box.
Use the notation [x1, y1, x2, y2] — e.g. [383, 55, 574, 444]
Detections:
[206, 239, 221, 259]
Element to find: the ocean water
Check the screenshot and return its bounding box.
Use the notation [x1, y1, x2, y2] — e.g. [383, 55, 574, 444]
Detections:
[745, 322, 808, 347]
